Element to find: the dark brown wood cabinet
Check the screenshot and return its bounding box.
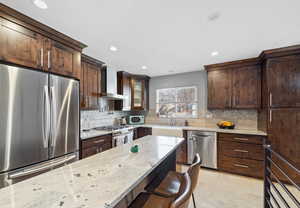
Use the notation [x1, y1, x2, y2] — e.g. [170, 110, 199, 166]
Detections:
[268, 109, 300, 168]
[80, 134, 112, 159]
[232, 65, 261, 108]
[266, 55, 300, 108]
[176, 130, 188, 164]
[131, 75, 150, 111]
[116, 72, 150, 111]
[137, 127, 152, 139]
[205, 58, 261, 109]
[115, 71, 132, 111]
[207, 69, 232, 109]
[0, 4, 86, 78]
[0, 17, 44, 70]
[80, 54, 104, 110]
[218, 133, 266, 178]
[46, 39, 81, 79]
[258, 46, 300, 184]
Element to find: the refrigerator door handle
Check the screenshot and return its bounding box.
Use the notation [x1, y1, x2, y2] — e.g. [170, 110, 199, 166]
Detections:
[42, 86, 51, 148]
[8, 154, 76, 179]
[50, 86, 57, 148]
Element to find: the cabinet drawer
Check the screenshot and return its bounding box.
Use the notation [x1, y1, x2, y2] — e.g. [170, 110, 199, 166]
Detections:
[218, 133, 264, 145]
[81, 134, 112, 149]
[81, 142, 112, 159]
[218, 156, 263, 178]
[218, 141, 264, 161]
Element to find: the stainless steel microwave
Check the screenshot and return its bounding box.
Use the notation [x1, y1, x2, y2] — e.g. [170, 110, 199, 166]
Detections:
[128, 115, 145, 125]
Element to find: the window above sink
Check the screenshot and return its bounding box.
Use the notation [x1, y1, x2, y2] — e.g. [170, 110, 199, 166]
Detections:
[156, 86, 198, 118]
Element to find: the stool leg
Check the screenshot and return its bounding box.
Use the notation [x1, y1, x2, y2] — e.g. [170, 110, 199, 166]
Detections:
[192, 192, 196, 208]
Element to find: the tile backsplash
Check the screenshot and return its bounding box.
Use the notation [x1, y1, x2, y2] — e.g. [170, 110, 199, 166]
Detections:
[146, 109, 258, 130]
[81, 110, 128, 130]
[81, 98, 128, 130]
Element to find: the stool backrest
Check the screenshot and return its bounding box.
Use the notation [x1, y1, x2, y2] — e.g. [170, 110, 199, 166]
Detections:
[170, 172, 192, 208]
[187, 154, 201, 192]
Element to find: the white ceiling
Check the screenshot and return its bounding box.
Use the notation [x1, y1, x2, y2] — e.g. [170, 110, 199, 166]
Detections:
[2, 0, 300, 77]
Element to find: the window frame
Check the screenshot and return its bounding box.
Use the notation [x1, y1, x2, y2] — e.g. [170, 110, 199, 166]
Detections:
[156, 86, 198, 118]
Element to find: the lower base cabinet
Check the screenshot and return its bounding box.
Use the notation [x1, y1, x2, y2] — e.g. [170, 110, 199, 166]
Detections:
[218, 155, 264, 178]
[217, 133, 266, 178]
[80, 134, 112, 159]
[137, 127, 152, 139]
[176, 130, 188, 164]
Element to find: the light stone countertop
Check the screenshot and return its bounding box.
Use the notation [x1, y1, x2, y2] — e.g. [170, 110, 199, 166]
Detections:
[0, 136, 184, 208]
[80, 124, 267, 140]
[138, 124, 267, 136]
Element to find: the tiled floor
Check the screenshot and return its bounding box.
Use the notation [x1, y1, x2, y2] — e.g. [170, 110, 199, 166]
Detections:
[176, 166, 300, 208]
[188, 168, 264, 208]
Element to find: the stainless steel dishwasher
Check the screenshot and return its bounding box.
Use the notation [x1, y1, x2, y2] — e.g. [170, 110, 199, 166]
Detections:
[187, 131, 217, 169]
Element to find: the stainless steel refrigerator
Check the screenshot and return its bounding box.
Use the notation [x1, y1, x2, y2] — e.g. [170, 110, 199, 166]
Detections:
[0, 64, 79, 188]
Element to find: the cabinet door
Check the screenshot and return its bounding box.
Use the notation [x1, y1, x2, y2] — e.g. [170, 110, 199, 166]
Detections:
[85, 63, 99, 109]
[116, 72, 132, 111]
[268, 109, 300, 183]
[0, 17, 43, 70]
[80, 62, 86, 108]
[267, 56, 300, 107]
[131, 78, 145, 110]
[137, 127, 152, 138]
[232, 65, 261, 108]
[144, 79, 150, 111]
[269, 109, 300, 166]
[207, 70, 232, 109]
[46, 39, 81, 79]
[176, 130, 187, 164]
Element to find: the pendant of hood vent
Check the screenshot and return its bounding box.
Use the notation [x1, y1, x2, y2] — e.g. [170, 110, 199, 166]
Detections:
[101, 67, 125, 100]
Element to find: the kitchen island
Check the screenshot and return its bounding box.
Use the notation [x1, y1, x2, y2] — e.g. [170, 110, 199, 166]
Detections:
[0, 136, 184, 208]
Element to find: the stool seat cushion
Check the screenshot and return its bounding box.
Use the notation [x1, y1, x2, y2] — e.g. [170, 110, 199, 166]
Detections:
[154, 171, 183, 197]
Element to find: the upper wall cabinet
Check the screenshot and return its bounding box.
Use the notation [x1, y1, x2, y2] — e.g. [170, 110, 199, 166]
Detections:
[116, 72, 150, 111]
[45, 39, 81, 79]
[0, 17, 44, 70]
[205, 58, 261, 110]
[115, 71, 132, 111]
[131, 75, 150, 111]
[80, 54, 105, 110]
[0, 4, 86, 79]
[207, 69, 232, 109]
[264, 55, 300, 108]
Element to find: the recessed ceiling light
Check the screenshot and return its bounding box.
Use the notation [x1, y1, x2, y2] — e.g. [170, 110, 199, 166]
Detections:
[208, 12, 220, 21]
[32, 0, 48, 9]
[109, 45, 118, 52]
[141, 66, 147, 70]
[211, 51, 219, 57]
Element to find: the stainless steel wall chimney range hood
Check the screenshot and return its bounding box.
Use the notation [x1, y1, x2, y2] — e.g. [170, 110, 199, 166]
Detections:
[101, 67, 125, 100]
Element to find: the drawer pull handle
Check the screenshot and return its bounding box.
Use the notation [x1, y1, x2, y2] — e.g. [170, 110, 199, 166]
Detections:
[233, 138, 249, 141]
[234, 149, 249, 153]
[234, 164, 249, 168]
[94, 139, 105, 144]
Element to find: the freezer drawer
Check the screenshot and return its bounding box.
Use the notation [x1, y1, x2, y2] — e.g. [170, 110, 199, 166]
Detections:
[187, 131, 217, 169]
[0, 152, 78, 188]
[0, 64, 49, 173]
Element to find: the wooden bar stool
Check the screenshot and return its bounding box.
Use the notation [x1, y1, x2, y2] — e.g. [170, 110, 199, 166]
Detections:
[150, 154, 201, 208]
[129, 172, 192, 208]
